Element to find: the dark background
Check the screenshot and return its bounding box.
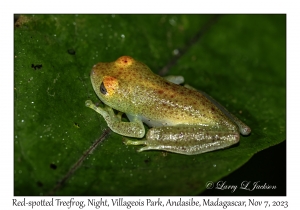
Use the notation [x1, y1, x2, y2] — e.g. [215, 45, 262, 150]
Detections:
[201, 140, 286, 196]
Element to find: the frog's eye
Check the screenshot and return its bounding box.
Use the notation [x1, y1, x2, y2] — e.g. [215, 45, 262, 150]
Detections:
[101, 76, 118, 95]
[100, 82, 107, 95]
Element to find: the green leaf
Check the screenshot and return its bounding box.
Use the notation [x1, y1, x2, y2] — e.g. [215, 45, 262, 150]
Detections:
[14, 14, 285, 195]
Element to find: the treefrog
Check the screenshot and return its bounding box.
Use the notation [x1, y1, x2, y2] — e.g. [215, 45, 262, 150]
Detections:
[85, 56, 251, 155]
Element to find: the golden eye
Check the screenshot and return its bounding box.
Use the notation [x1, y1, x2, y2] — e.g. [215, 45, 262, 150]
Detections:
[100, 82, 107, 95]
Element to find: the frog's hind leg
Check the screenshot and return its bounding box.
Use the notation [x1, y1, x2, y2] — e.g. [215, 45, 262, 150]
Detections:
[124, 125, 240, 155]
[123, 138, 147, 146]
[184, 85, 251, 136]
[197, 90, 251, 136]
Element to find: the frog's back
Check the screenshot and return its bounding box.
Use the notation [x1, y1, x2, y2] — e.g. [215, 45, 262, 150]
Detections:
[93, 55, 234, 129]
[131, 76, 233, 128]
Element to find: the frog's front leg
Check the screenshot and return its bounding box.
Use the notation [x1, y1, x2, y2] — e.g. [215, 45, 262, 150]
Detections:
[85, 100, 145, 138]
[124, 125, 239, 155]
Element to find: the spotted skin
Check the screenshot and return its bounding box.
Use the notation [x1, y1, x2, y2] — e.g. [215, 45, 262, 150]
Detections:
[86, 56, 251, 155]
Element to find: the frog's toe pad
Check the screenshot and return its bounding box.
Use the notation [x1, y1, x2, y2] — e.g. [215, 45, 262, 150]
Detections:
[85, 100, 93, 107]
[137, 146, 151, 152]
